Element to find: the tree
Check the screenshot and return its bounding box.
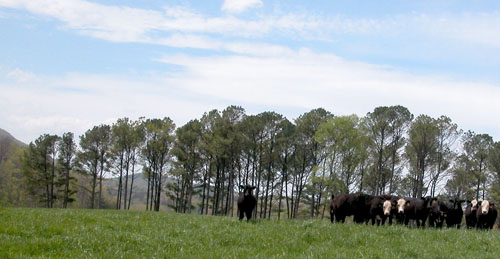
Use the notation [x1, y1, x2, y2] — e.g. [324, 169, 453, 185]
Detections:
[171, 119, 202, 213]
[77, 125, 111, 209]
[428, 116, 461, 197]
[293, 108, 333, 218]
[444, 154, 475, 199]
[315, 115, 365, 194]
[57, 132, 77, 208]
[488, 141, 500, 200]
[462, 131, 493, 200]
[142, 117, 175, 211]
[405, 115, 439, 198]
[363, 106, 413, 195]
[110, 118, 144, 210]
[385, 106, 413, 194]
[22, 134, 59, 208]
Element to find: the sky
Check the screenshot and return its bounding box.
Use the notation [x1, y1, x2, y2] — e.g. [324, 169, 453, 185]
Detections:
[1, 0, 500, 143]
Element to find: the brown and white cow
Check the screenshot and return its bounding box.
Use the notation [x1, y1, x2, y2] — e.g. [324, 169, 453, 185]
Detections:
[396, 198, 407, 224]
[396, 197, 437, 227]
[476, 200, 498, 230]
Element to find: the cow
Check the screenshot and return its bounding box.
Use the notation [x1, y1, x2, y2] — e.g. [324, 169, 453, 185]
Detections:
[396, 198, 407, 224]
[427, 199, 444, 228]
[330, 193, 367, 223]
[366, 195, 398, 226]
[237, 185, 256, 222]
[465, 199, 479, 228]
[397, 197, 437, 227]
[476, 200, 498, 230]
[441, 199, 465, 229]
[329, 195, 336, 223]
[427, 199, 464, 228]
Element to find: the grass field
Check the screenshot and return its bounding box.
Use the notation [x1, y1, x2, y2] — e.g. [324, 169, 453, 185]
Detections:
[1, 207, 499, 258]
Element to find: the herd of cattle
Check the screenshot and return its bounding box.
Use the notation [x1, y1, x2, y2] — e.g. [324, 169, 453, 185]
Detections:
[236, 185, 497, 229]
[330, 193, 498, 230]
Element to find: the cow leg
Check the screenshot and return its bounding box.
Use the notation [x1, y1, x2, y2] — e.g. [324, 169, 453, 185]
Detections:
[246, 210, 252, 222]
[239, 210, 245, 221]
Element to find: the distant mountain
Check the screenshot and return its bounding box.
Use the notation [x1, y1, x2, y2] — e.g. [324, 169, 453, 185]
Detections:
[0, 128, 25, 163]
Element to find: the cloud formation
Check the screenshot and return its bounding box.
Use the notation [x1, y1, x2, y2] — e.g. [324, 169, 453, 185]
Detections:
[1, 0, 500, 51]
[1, 0, 500, 143]
[2, 49, 500, 143]
[221, 0, 263, 13]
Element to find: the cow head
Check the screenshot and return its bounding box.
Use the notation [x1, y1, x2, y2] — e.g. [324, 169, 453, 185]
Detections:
[397, 198, 406, 214]
[469, 199, 478, 210]
[449, 199, 465, 210]
[382, 200, 392, 216]
[480, 200, 490, 215]
[239, 185, 256, 197]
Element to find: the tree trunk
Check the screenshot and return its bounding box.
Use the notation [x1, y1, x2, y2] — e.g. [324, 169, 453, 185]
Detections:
[128, 157, 136, 210]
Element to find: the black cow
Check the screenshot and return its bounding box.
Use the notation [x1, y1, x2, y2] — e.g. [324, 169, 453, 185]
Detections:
[428, 199, 444, 228]
[465, 199, 479, 228]
[237, 185, 256, 221]
[330, 193, 367, 223]
[441, 199, 465, 229]
[428, 199, 464, 228]
[476, 200, 498, 230]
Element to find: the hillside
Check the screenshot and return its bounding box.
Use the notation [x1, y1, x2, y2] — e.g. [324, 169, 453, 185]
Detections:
[0, 128, 25, 163]
[102, 173, 175, 211]
[1, 208, 500, 258]
[0, 129, 33, 207]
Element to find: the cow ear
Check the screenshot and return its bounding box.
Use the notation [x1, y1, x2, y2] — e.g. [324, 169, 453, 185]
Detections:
[405, 201, 411, 206]
[491, 202, 495, 206]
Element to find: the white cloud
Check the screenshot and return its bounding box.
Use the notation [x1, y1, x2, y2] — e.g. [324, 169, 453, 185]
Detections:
[2, 0, 500, 52]
[2, 49, 499, 143]
[158, 50, 500, 139]
[5, 68, 38, 83]
[221, 0, 263, 13]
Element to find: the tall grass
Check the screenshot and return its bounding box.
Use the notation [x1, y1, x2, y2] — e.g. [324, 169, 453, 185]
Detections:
[0, 207, 499, 258]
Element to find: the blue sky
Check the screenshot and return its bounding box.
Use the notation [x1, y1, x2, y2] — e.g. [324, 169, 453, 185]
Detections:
[1, 0, 500, 143]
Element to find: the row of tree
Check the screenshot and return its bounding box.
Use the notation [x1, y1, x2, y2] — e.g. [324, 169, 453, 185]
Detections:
[20, 105, 500, 219]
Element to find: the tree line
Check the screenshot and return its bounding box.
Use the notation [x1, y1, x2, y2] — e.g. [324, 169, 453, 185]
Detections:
[18, 105, 500, 219]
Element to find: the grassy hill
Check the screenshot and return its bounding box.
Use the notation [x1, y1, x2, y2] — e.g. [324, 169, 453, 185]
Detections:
[1, 207, 499, 258]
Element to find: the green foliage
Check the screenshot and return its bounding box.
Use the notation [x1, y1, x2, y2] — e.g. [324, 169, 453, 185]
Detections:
[405, 115, 440, 197]
[461, 131, 493, 200]
[1, 208, 500, 258]
[22, 134, 60, 208]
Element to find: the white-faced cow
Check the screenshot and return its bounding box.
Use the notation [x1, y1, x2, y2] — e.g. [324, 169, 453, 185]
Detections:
[476, 200, 498, 230]
[237, 185, 256, 222]
[396, 197, 437, 227]
[367, 195, 398, 226]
